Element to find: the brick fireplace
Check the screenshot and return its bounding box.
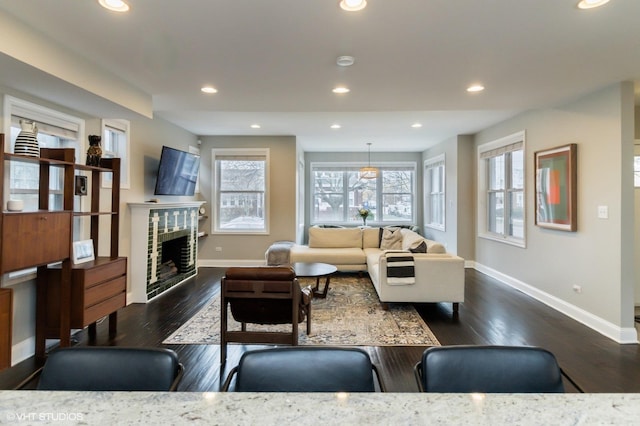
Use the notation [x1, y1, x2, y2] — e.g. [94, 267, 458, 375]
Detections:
[129, 202, 204, 303]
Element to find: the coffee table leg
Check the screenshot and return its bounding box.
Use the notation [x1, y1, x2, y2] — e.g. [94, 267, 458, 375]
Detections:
[313, 275, 332, 298]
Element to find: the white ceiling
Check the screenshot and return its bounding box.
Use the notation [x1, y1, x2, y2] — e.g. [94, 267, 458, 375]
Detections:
[0, 0, 638, 152]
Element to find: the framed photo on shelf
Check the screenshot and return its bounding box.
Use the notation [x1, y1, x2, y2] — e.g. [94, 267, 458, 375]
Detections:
[534, 143, 577, 232]
[72, 239, 95, 264]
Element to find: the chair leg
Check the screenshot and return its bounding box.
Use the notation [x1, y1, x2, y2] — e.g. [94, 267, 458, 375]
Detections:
[306, 302, 312, 335]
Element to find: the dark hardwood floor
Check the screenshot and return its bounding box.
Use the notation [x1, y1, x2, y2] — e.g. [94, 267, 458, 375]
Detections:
[1, 268, 639, 392]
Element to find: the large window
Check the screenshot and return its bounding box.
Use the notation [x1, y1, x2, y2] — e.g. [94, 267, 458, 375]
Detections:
[212, 148, 269, 234]
[311, 163, 416, 225]
[478, 131, 525, 247]
[424, 154, 445, 231]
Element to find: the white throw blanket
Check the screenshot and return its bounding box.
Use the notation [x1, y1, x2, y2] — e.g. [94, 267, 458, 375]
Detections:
[385, 251, 415, 285]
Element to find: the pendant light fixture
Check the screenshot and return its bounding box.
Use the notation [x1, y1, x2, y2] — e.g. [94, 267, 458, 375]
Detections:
[359, 143, 378, 180]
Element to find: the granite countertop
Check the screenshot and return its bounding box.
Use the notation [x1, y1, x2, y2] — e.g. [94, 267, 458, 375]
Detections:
[1, 391, 639, 425]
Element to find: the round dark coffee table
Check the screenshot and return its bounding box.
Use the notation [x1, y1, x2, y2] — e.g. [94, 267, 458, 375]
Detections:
[291, 262, 337, 298]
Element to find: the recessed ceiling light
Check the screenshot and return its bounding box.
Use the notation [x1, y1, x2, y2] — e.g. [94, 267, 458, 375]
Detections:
[336, 56, 355, 67]
[98, 0, 130, 12]
[339, 0, 367, 12]
[250, 124, 261, 129]
[577, 0, 610, 9]
[201, 86, 218, 94]
[467, 84, 485, 93]
[331, 124, 342, 129]
[411, 123, 423, 128]
[332, 86, 350, 94]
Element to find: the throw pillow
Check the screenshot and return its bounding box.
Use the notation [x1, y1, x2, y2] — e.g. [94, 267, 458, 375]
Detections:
[380, 227, 403, 250]
[409, 240, 427, 253]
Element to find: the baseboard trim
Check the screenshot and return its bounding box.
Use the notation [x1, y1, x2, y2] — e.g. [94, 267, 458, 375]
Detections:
[11, 337, 34, 366]
[473, 261, 639, 344]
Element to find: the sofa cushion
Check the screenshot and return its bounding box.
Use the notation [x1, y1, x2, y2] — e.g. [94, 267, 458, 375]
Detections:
[289, 246, 366, 265]
[380, 227, 403, 250]
[401, 229, 425, 251]
[309, 226, 362, 248]
[362, 227, 381, 248]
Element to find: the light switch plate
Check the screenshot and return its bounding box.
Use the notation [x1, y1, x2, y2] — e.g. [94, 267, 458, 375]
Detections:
[597, 205, 609, 219]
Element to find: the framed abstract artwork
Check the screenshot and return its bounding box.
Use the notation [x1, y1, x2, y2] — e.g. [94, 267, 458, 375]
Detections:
[534, 144, 577, 232]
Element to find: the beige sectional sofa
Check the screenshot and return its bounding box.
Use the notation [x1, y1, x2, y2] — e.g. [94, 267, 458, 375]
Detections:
[287, 226, 465, 311]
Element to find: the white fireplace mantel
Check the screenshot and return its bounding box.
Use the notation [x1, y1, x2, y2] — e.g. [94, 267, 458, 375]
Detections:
[128, 201, 206, 303]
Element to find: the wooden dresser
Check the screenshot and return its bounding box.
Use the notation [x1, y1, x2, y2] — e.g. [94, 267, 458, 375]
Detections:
[44, 257, 127, 336]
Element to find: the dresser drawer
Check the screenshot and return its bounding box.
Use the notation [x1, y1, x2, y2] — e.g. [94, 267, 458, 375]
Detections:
[84, 293, 126, 326]
[84, 276, 126, 308]
[81, 258, 127, 287]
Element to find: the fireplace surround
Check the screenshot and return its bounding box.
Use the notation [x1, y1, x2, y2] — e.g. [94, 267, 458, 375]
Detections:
[129, 202, 205, 303]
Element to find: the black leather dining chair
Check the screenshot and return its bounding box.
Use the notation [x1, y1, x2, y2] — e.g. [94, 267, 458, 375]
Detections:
[17, 347, 184, 391]
[221, 347, 386, 392]
[414, 345, 565, 393]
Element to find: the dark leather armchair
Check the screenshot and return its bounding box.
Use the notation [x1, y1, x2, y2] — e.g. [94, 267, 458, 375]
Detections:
[220, 266, 312, 363]
[221, 347, 385, 392]
[16, 347, 184, 391]
[414, 345, 565, 393]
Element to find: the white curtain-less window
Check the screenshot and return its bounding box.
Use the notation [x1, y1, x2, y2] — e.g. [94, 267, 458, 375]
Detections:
[311, 163, 416, 225]
[478, 131, 526, 247]
[424, 155, 445, 231]
[213, 148, 269, 234]
[101, 119, 130, 189]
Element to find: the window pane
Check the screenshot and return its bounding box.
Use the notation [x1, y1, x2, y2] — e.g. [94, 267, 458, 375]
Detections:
[509, 191, 524, 238]
[219, 160, 264, 191]
[488, 155, 505, 190]
[314, 194, 344, 222]
[511, 150, 524, 189]
[383, 170, 412, 193]
[383, 194, 412, 221]
[219, 193, 264, 229]
[349, 172, 376, 222]
[488, 192, 504, 234]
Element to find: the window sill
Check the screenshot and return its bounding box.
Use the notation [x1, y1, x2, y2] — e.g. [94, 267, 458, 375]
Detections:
[478, 232, 526, 249]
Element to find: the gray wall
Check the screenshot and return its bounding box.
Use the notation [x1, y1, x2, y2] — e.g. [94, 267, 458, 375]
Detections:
[474, 83, 635, 331]
[422, 135, 475, 260]
[196, 136, 298, 264]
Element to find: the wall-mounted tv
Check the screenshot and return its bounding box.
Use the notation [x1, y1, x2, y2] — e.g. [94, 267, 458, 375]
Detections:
[154, 145, 201, 196]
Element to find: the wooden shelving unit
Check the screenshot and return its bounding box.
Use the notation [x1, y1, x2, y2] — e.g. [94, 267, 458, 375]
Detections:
[0, 134, 126, 366]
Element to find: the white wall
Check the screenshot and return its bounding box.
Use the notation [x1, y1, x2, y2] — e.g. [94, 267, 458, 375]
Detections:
[473, 83, 636, 342]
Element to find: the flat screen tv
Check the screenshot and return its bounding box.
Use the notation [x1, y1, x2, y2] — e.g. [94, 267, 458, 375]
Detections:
[154, 145, 201, 196]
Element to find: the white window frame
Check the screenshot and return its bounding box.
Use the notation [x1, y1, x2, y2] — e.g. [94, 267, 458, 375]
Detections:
[477, 130, 526, 248]
[310, 161, 417, 225]
[212, 148, 270, 235]
[424, 154, 445, 231]
[2, 96, 85, 284]
[101, 118, 130, 189]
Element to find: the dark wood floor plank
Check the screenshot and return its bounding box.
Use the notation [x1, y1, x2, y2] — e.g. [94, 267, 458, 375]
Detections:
[0, 267, 638, 392]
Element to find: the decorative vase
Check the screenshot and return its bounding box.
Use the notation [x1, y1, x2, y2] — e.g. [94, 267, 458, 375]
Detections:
[362, 217, 367, 226]
[14, 120, 40, 157]
[86, 135, 103, 166]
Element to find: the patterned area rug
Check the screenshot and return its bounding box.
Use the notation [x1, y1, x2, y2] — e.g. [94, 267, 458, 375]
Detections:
[163, 274, 440, 346]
